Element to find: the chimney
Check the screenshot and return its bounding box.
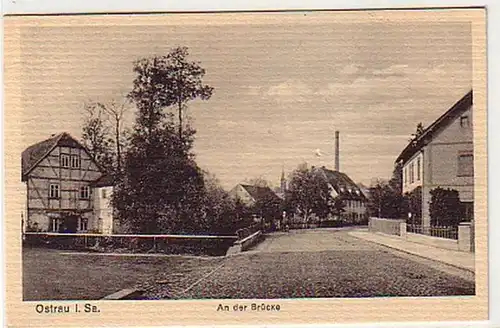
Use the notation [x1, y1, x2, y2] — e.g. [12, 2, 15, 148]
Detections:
[335, 130, 340, 171]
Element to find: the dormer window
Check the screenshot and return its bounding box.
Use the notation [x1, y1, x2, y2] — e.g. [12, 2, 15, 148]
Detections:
[460, 115, 470, 128]
[355, 190, 360, 195]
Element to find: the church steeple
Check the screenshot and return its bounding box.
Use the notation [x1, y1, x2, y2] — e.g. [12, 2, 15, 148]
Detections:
[280, 166, 286, 194]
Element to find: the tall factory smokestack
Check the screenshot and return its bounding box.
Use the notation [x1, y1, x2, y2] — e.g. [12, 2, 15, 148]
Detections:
[335, 130, 340, 171]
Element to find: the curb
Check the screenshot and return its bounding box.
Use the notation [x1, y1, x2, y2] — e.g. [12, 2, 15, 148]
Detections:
[348, 232, 475, 274]
[101, 288, 143, 300]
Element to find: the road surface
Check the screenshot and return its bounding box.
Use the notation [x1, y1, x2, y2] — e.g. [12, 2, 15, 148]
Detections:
[163, 228, 475, 299]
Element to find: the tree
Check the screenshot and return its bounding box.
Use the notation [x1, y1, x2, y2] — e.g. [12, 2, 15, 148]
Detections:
[253, 192, 282, 224]
[128, 46, 213, 141]
[367, 180, 387, 218]
[367, 178, 404, 219]
[429, 187, 462, 227]
[331, 197, 346, 218]
[95, 99, 130, 174]
[112, 48, 214, 234]
[113, 119, 206, 234]
[198, 172, 238, 234]
[81, 102, 114, 171]
[244, 177, 270, 188]
[286, 165, 334, 223]
[389, 162, 403, 195]
[367, 162, 407, 219]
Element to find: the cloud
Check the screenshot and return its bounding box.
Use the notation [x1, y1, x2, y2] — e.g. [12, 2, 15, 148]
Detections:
[244, 86, 262, 96]
[370, 64, 409, 77]
[215, 119, 240, 128]
[264, 79, 316, 103]
[339, 64, 362, 76]
[317, 62, 470, 103]
[266, 80, 313, 97]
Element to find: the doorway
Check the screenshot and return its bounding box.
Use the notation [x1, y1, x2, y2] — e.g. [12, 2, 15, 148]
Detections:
[60, 214, 79, 233]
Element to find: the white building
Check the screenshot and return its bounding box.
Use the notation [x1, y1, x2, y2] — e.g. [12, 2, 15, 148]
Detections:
[92, 174, 115, 235]
[395, 90, 474, 227]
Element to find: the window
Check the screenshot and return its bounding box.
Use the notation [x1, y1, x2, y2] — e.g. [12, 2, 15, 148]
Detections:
[409, 162, 414, 184]
[417, 158, 421, 181]
[79, 218, 88, 231]
[460, 115, 470, 128]
[50, 218, 62, 232]
[60, 154, 70, 168]
[101, 189, 107, 199]
[404, 167, 407, 185]
[458, 153, 474, 177]
[461, 202, 474, 221]
[79, 186, 90, 199]
[71, 155, 80, 168]
[49, 184, 60, 198]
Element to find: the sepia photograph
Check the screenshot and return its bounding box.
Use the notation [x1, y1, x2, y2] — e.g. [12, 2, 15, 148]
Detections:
[3, 7, 488, 327]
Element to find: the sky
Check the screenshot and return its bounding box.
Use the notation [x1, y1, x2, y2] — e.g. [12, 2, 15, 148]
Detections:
[18, 14, 472, 190]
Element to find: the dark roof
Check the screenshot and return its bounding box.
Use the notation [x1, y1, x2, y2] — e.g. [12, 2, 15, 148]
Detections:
[395, 90, 473, 164]
[239, 184, 281, 203]
[92, 174, 115, 187]
[21, 132, 92, 181]
[317, 167, 367, 200]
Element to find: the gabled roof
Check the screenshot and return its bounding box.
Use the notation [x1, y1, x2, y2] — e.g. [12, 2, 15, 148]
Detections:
[91, 174, 115, 187]
[239, 184, 282, 203]
[316, 167, 367, 200]
[21, 132, 94, 181]
[395, 90, 473, 164]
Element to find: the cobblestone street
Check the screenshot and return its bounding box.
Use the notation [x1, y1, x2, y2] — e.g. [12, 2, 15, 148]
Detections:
[146, 229, 475, 299]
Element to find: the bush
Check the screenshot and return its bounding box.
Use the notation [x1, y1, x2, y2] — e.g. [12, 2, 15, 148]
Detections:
[403, 186, 422, 225]
[429, 187, 462, 226]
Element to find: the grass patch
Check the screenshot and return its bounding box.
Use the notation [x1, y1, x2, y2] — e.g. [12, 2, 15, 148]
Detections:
[23, 247, 223, 301]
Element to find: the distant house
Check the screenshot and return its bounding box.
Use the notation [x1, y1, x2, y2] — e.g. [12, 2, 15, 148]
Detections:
[22, 132, 104, 233]
[229, 184, 282, 208]
[395, 90, 474, 227]
[314, 166, 368, 224]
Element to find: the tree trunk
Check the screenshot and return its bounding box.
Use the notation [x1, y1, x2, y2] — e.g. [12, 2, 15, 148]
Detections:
[115, 114, 121, 173]
[178, 101, 183, 141]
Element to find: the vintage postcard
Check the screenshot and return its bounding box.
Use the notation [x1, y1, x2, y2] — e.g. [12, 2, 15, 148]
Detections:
[3, 8, 487, 327]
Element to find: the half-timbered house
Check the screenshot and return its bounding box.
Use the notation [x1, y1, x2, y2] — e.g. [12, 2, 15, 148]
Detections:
[22, 132, 104, 233]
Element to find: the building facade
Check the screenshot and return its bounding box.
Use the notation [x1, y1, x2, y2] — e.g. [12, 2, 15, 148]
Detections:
[396, 90, 474, 227]
[22, 132, 106, 233]
[92, 174, 115, 234]
[315, 166, 368, 223]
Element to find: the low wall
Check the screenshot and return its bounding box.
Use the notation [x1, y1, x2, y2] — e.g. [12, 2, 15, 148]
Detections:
[23, 232, 237, 256]
[226, 230, 264, 255]
[369, 217, 404, 236]
[406, 232, 458, 251]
